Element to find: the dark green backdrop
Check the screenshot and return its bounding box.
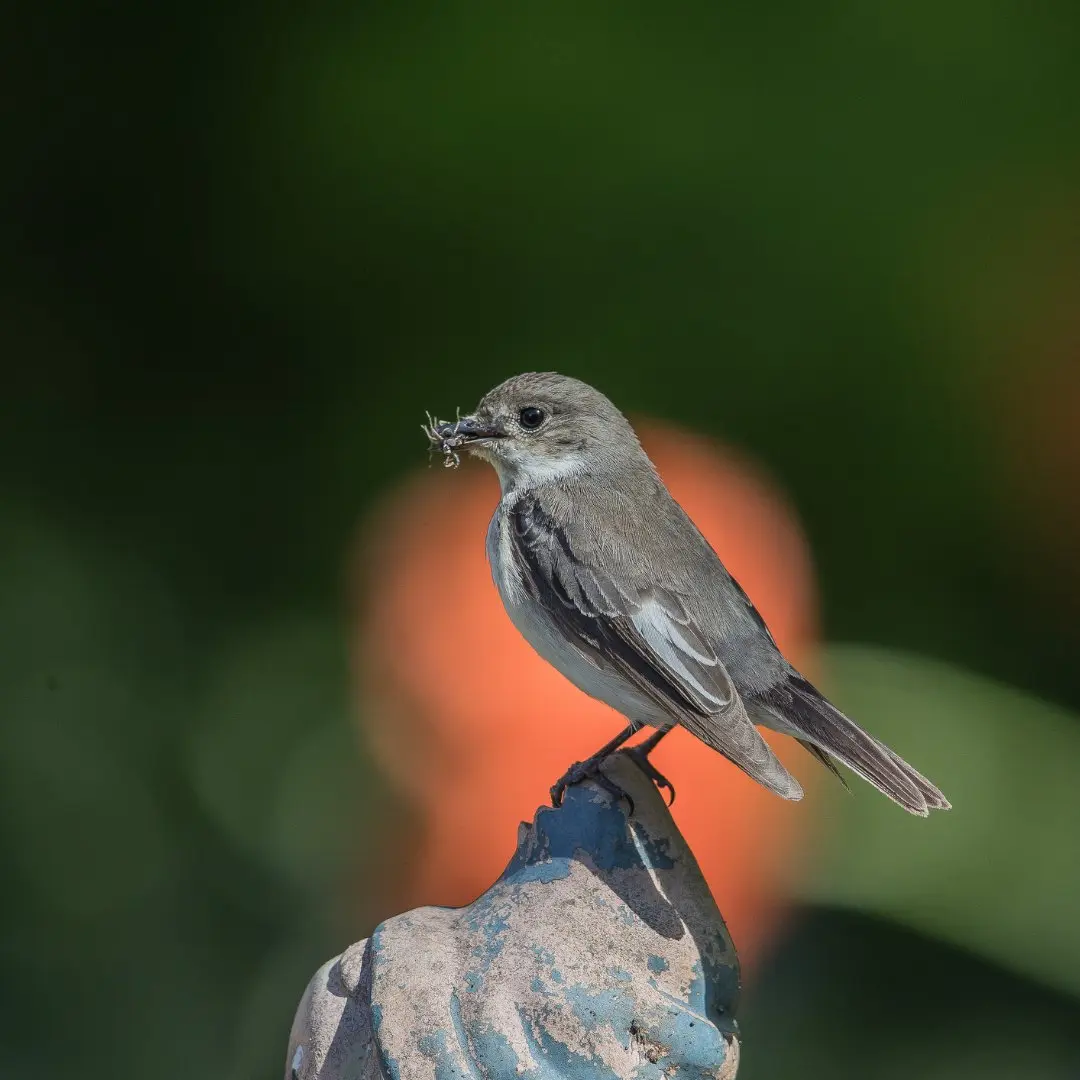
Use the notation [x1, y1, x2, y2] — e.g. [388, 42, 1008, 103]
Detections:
[5, 3, 1080, 1077]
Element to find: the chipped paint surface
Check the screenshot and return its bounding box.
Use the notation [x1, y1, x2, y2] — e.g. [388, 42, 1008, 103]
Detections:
[285, 941, 381, 1080]
[286, 753, 740, 1079]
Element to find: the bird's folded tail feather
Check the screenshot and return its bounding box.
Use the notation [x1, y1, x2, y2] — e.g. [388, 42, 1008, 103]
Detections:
[678, 707, 805, 803]
[758, 675, 950, 816]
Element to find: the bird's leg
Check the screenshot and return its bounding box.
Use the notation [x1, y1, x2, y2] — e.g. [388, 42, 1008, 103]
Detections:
[550, 725, 638, 811]
[625, 727, 677, 806]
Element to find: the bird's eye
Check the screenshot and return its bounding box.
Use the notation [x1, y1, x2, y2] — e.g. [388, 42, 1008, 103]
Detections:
[519, 406, 546, 430]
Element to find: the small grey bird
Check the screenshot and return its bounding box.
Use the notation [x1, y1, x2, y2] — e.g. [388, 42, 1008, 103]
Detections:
[427, 372, 950, 815]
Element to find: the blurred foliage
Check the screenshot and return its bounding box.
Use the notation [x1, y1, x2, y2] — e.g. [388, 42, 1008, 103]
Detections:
[742, 908, 1080, 1080]
[805, 646, 1080, 999]
[4, 1, 1080, 1077]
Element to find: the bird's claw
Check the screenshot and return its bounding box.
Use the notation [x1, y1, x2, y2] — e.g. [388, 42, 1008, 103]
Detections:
[626, 747, 676, 806]
[550, 759, 635, 815]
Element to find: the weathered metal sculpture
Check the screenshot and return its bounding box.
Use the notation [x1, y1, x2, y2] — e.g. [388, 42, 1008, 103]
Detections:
[285, 753, 741, 1079]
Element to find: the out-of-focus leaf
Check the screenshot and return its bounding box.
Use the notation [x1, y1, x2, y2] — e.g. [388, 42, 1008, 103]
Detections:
[0, 513, 177, 914]
[188, 618, 367, 889]
[800, 645, 1080, 1000]
[740, 908, 1080, 1080]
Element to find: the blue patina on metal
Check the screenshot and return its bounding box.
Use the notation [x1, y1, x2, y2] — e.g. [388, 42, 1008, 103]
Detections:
[285, 752, 741, 1080]
[502, 783, 677, 882]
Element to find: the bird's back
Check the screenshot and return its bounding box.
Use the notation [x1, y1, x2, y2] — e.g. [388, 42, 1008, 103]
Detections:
[541, 464, 793, 696]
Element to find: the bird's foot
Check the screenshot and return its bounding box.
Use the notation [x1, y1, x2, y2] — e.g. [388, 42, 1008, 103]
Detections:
[550, 757, 635, 815]
[625, 746, 676, 806]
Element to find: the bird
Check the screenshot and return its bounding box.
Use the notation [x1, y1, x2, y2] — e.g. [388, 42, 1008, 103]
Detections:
[425, 371, 950, 816]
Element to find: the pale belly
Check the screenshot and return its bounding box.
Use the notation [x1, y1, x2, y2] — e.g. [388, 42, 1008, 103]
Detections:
[486, 508, 667, 730]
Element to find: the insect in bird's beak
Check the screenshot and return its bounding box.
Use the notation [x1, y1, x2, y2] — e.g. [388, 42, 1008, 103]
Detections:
[422, 412, 506, 468]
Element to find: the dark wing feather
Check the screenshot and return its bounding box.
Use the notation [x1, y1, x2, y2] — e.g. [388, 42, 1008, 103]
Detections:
[797, 738, 851, 792]
[761, 675, 950, 815]
[510, 497, 802, 800]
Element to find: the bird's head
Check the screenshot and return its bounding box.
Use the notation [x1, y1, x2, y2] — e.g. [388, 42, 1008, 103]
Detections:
[427, 372, 645, 491]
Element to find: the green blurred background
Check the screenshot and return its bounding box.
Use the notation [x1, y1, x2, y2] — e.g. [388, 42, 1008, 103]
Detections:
[5, 3, 1080, 1077]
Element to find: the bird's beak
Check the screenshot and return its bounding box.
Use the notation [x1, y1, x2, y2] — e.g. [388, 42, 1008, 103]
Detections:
[434, 414, 506, 446]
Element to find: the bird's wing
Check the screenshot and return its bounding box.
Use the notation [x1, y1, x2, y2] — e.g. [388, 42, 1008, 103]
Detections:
[509, 496, 802, 800]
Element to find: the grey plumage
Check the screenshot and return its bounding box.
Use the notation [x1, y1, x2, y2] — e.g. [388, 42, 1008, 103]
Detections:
[431, 371, 950, 816]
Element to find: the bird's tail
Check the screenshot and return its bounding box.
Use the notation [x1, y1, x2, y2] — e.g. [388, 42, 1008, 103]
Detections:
[758, 675, 950, 816]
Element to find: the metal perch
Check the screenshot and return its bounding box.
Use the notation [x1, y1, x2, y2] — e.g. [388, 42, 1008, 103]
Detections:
[285, 752, 741, 1079]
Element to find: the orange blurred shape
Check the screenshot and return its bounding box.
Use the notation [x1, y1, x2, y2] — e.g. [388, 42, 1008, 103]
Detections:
[353, 422, 820, 965]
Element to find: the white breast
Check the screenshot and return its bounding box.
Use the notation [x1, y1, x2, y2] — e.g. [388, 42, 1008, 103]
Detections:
[485, 504, 665, 730]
